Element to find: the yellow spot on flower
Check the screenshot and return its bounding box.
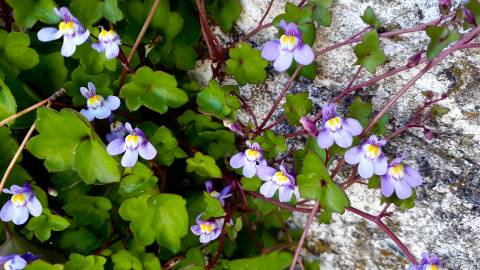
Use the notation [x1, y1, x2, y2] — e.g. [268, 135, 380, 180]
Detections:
[425, 265, 438, 270]
[390, 164, 405, 179]
[200, 223, 214, 233]
[59, 21, 74, 32]
[100, 29, 108, 37]
[11, 193, 26, 206]
[125, 135, 142, 148]
[365, 144, 380, 159]
[272, 171, 289, 185]
[87, 95, 103, 108]
[326, 116, 342, 131]
[246, 149, 259, 161]
[210, 191, 220, 198]
[280, 35, 298, 50]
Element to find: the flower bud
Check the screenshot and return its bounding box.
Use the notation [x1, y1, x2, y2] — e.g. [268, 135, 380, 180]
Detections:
[407, 51, 423, 68]
[463, 8, 477, 26]
[300, 117, 318, 136]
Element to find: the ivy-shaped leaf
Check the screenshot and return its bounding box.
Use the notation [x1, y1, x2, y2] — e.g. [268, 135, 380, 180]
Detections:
[354, 30, 385, 74]
[309, 0, 333, 27]
[65, 66, 112, 106]
[149, 126, 187, 166]
[206, 0, 242, 32]
[361, 6, 381, 29]
[23, 52, 68, 96]
[63, 195, 112, 228]
[5, 0, 58, 29]
[203, 191, 225, 219]
[426, 26, 460, 60]
[119, 194, 188, 253]
[25, 261, 63, 270]
[69, 0, 103, 26]
[186, 152, 222, 178]
[273, 3, 315, 45]
[0, 30, 39, 78]
[227, 251, 292, 270]
[347, 97, 389, 135]
[119, 163, 159, 198]
[226, 43, 268, 86]
[111, 250, 142, 270]
[256, 130, 287, 159]
[120, 67, 188, 114]
[283, 92, 313, 125]
[0, 79, 16, 124]
[25, 209, 70, 242]
[197, 130, 236, 159]
[196, 80, 240, 120]
[72, 43, 117, 75]
[64, 254, 106, 270]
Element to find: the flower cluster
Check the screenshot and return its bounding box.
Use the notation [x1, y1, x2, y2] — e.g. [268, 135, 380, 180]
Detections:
[0, 253, 39, 270]
[38, 7, 120, 59]
[190, 181, 231, 244]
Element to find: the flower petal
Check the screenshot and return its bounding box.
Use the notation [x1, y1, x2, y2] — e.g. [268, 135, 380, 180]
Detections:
[80, 108, 95, 122]
[191, 225, 201, 235]
[373, 155, 388, 175]
[61, 36, 76, 57]
[261, 40, 280, 61]
[242, 160, 256, 178]
[259, 181, 277, 198]
[278, 186, 293, 202]
[138, 142, 157, 160]
[37, 27, 62, 42]
[0, 201, 14, 222]
[27, 197, 42, 217]
[105, 96, 120, 110]
[229, 152, 245, 169]
[80, 87, 90, 98]
[404, 166, 423, 187]
[121, 149, 139, 168]
[105, 42, 120, 59]
[293, 44, 314, 65]
[256, 165, 276, 181]
[394, 180, 412, 199]
[107, 138, 126, 156]
[199, 233, 209, 243]
[74, 29, 90, 46]
[12, 206, 29, 225]
[358, 158, 374, 179]
[273, 50, 293, 72]
[332, 129, 353, 148]
[92, 106, 111, 119]
[344, 146, 362, 164]
[92, 42, 105, 52]
[381, 175, 394, 197]
[342, 118, 363, 136]
[317, 128, 334, 149]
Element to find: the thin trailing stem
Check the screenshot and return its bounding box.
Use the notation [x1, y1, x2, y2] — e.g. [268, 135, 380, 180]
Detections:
[331, 66, 363, 104]
[289, 201, 320, 270]
[258, 0, 275, 27]
[234, 93, 259, 129]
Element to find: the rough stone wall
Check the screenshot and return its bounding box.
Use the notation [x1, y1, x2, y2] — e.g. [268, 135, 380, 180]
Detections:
[195, 0, 480, 269]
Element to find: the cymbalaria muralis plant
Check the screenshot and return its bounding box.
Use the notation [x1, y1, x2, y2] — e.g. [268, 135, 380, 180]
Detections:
[0, 0, 477, 269]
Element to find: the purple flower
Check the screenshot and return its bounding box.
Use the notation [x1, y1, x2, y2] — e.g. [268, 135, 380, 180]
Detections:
[79, 82, 120, 121]
[381, 155, 423, 199]
[106, 121, 127, 143]
[92, 27, 121, 59]
[261, 20, 314, 72]
[257, 162, 300, 202]
[316, 104, 363, 149]
[106, 123, 157, 168]
[230, 141, 266, 178]
[190, 213, 223, 244]
[0, 183, 42, 225]
[463, 8, 477, 26]
[344, 135, 388, 179]
[37, 7, 90, 57]
[0, 253, 40, 270]
[300, 117, 318, 136]
[205, 181, 232, 207]
[409, 252, 442, 270]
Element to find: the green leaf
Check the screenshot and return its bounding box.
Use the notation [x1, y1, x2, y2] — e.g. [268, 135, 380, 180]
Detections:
[69, 0, 103, 25]
[0, 79, 16, 123]
[203, 192, 225, 219]
[226, 251, 292, 270]
[59, 228, 103, 254]
[26, 108, 122, 184]
[26, 209, 70, 242]
[64, 195, 112, 228]
[0, 30, 39, 77]
[361, 6, 381, 29]
[283, 92, 313, 125]
[354, 30, 385, 74]
[119, 163, 159, 198]
[226, 43, 268, 85]
[23, 52, 68, 95]
[73, 43, 117, 75]
[256, 130, 286, 159]
[74, 139, 121, 184]
[102, 0, 123, 23]
[309, 0, 333, 27]
[176, 247, 205, 269]
[149, 126, 186, 166]
[197, 130, 236, 159]
[112, 250, 142, 270]
[466, 0, 480, 26]
[368, 175, 381, 189]
[119, 194, 188, 253]
[206, 0, 242, 32]
[64, 254, 106, 270]
[426, 26, 460, 60]
[318, 210, 332, 224]
[431, 104, 450, 117]
[196, 80, 240, 120]
[5, 0, 58, 29]
[347, 96, 372, 128]
[120, 67, 188, 114]
[25, 261, 63, 270]
[293, 137, 326, 170]
[382, 191, 416, 210]
[186, 152, 222, 178]
[273, 3, 315, 45]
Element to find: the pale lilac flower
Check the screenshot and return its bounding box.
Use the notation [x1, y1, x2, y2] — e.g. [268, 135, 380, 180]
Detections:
[106, 121, 127, 143]
[344, 135, 388, 179]
[257, 162, 300, 202]
[190, 213, 223, 244]
[92, 27, 121, 59]
[230, 141, 266, 178]
[0, 253, 40, 270]
[381, 155, 423, 199]
[79, 82, 120, 121]
[106, 123, 157, 168]
[205, 181, 231, 207]
[317, 104, 363, 149]
[0, 183, 42, 225]
[261, 20, 314, 72]
[37, 7, 90, 57]
[409, 252, 443, 270]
